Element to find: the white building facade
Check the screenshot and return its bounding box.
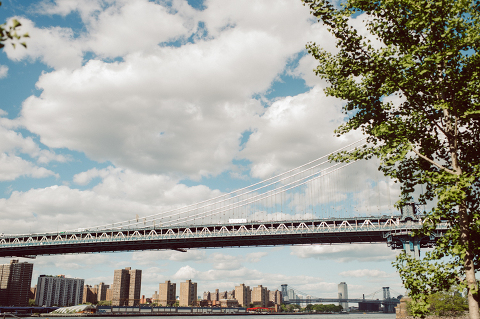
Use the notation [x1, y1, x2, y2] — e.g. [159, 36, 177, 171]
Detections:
[338, 282, 348, 311]
[35, 275, 84, 307]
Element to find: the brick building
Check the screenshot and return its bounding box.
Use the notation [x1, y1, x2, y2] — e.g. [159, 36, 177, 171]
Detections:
[179, 280, 197, 306]
[0, 260, 34, 306]
[112, 267, 142, 306]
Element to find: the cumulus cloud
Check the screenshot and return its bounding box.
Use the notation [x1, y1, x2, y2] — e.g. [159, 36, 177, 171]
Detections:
[132, 250, 207, 265]
[173, 265, 199, 280]
[3, 18, 83, 69]
[290, 244, 398, 262]
[84, 0, 196, 58]
[339, 269, 395, 278]
[0, 167, 224, 234]
[10, 0, 322, 179]
[0, 153, 58, 181]
[34, 0, 103, 20]
[33, 254, 113, 271]
[245, 252, 268, 263]
[240, 87, 361, 178]
[0, 65, 8, 79]
[73, 167, 113, 186]
[133, 251, 268, 270]
[0, 117, 67, 181]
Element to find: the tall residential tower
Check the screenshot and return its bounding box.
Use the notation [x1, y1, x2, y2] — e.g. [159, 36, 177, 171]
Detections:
[35, 275, 84, 307]
[158, 280, 176, 306]
[179, 280, 197, 306]
[0, 260, 34, 306]
[112, 267, 142, 306]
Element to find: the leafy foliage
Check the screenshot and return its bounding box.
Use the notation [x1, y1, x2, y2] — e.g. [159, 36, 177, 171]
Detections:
[427, 289, 468, 317]
[305, 303, 343, 312]
[97, 300, 112, 306]
[281, 303, 343, 313]
[0, 2, 29, 49]
[303, 0, 480, 317]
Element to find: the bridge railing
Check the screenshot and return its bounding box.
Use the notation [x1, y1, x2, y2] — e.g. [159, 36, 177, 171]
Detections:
[0, 217, 449, 248]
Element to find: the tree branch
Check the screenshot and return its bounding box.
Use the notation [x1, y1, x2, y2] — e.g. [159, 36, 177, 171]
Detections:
[410, 145, 458, 175]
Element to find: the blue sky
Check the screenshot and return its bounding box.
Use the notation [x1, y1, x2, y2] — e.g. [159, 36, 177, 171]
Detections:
[0, 0, 406, 301]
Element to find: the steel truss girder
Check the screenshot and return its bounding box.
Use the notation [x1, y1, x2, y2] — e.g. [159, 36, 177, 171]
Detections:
[0, 217, 448, 257]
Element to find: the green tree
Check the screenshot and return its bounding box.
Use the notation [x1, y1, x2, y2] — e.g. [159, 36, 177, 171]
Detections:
[311, 303, 342, 313]
[0, 2, 28, 49]
[97, 300, 111, 306]
[303, 0, 480, 318]
[427, 289, 468, 317]
[305, 303, 314, 312]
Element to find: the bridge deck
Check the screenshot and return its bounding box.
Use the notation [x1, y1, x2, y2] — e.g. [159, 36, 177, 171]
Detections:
[0, 217, 448, 257]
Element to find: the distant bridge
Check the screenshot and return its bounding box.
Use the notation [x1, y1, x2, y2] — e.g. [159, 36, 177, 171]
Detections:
[285, 297, 400, 313]
[283, 286, 401, 313]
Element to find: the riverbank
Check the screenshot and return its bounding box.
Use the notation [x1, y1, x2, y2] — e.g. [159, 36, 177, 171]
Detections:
[2, 312, 380, 318]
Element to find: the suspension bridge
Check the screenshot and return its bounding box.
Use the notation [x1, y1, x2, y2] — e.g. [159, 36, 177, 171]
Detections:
[0, 139, 448, 258]
[282, 285, 402, 313]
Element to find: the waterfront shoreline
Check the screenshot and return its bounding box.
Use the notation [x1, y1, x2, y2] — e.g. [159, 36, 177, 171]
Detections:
[2, 312, 371, 318]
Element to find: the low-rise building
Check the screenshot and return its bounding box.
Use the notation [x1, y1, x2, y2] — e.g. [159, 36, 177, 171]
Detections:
[220, 299, 239, 308]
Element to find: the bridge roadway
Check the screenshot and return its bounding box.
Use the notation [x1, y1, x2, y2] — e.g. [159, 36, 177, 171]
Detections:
[0, 216, 448, 258]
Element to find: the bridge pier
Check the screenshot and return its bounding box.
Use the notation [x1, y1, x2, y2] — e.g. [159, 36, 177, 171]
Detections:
[386, 203, 442, 259]
[401, 236, 421, 258]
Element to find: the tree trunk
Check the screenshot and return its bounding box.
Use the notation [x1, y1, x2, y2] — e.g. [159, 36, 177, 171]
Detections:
[444, 106, 479, 319]
[459, 204, 480, 319]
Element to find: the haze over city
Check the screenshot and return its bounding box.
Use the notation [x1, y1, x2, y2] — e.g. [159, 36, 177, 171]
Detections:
[0, 0, 410, 301]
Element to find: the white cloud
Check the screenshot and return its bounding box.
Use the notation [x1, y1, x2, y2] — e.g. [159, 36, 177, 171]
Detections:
[0, 118, 68, 163]
[0, 166, 225, 234]
[11, 0, 324, 179]
[241, 86, 361, 178]
[133, 251, 268, 270]
[245, 252, 268, 263]
[3, 18, 83, 69]
[132, 250, 207, 264]
[73, 167, 112, 185]
[172, 265, 199, 280]
[84, 0, 196, 58]
[339, 269, 395, 278]
[0, 65, 8, 79]
[290, 244, 398, 262]
[0, 118, 67, 181]
[0, 153, 58, 181]
[33, 254, 113, 271]
[34, 0, 103, 20]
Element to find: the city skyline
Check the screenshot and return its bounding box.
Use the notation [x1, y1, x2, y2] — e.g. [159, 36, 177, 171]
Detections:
[1, 0, 408, 301]
[0, 257, 399, 309]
